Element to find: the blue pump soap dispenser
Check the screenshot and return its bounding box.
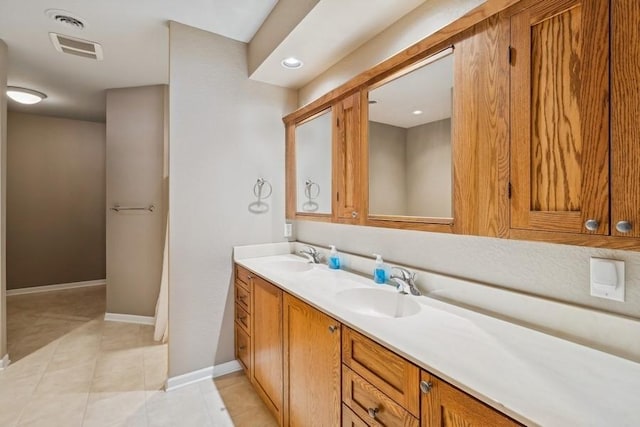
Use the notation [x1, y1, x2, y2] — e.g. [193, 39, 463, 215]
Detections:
[328, 245, 341, 269]
[372, 254, 387, 284]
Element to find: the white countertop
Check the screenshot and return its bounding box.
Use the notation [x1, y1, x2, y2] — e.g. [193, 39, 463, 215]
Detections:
[235, 252, 640, 427]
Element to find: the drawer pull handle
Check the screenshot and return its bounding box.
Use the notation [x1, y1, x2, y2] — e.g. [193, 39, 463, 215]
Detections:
[238, 295, 247, 300]
[367, 407, 379, 418]
[420, 380, 433, 394]
[585, 219, 599, 231]
[246, 274, 253, 280]
[616, 220, 633, 233]
[328, 325, 339, 333]
[239, 346, 246, 350]
[238, 315, 247, 321]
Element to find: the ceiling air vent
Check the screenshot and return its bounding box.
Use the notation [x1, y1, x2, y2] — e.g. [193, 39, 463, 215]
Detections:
[49, 33, 103, 60]
[45, 9, 85, 30]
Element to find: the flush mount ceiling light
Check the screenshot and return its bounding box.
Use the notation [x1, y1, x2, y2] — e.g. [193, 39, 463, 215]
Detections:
[281, 57, 303, 69]
[412, 110, 423, 115]
[6, 87, 47, 105]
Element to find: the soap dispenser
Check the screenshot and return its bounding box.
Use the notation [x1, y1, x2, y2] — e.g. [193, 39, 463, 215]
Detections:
[372, 254, 388, 284]
[328, 245, 341, 269]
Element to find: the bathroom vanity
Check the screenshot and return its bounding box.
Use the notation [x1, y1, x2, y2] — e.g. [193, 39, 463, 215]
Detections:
[233, 245, 640, 426]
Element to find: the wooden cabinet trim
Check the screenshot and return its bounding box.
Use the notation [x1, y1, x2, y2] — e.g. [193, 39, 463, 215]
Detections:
[343, 365, 419, 427]
[235, 284, 251, 313]
[343, 327, 420, 417]
[235, 303, 251, 335]
[235, 265, 253, 289]
[235, 323, 251, 374]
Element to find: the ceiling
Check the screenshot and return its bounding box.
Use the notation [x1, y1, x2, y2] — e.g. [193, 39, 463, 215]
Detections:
[0, 0, 428, 122]
[369, 50, 453, 129]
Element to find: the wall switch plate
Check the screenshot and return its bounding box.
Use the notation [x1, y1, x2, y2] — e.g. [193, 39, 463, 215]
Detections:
[590, 257, 624, 302]
[284, 223, 293, 238]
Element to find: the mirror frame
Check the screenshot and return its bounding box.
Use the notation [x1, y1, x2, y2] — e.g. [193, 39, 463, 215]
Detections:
[362, 47, 457, 232]
[285, 107, 335, 222]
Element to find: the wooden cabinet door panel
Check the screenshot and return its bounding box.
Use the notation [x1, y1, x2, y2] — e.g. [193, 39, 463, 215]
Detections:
[343, 327, 420, 417]
[343, 403, 370, 427]
[235, 323, 250, 374]
[334, 93, 363, 223]
[421, 372, 521, 427]
[510, 0, 609, 234]
[251, 276, 283, 424]
[283, 295, 341, 427]
[611, 0, 640, 238]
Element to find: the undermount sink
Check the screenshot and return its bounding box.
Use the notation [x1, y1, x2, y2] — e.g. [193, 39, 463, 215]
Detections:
[335, 287, 421, 318]
[266, 260, 314, 273]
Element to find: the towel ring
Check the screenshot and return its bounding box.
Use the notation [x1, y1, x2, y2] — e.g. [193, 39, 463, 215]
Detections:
[304, 179, 320, 200]
[254, 178, 272, 200]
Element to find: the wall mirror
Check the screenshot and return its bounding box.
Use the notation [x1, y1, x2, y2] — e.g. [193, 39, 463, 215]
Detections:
[367, 48, 454, 222]
[295, 108, 332, 215]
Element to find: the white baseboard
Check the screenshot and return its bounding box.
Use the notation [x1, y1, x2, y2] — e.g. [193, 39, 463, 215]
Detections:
[104, 312, 155, 326]
[0, 354, 10, 370]
[6, 279, 106, 296]
[213, 360, 242, 378]
[165, 360, 242, 392]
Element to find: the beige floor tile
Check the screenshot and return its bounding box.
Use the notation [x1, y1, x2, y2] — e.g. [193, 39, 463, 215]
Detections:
[213, 373, 278, 427]
[83, 391, 147, 427]
[17, 392, 88, 427]
[35, 361, 95, 395]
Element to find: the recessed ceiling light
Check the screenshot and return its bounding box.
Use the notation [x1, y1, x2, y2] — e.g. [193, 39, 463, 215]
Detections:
[281, 57, 303, 69]
[6, 87, 47, 105]
[412, 110, 423, 115]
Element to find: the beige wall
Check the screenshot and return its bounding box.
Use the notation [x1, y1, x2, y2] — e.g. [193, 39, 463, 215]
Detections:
[6, 112, 105, 290]
[106, 85, 166, 317]
[169, 22, 296, 377]
[368, 121, 406, 215]
[299, 0, 484, 106]
[0, 39, 7, 360]
[295, 0, 640, 320]
[406, 119, 451, 217]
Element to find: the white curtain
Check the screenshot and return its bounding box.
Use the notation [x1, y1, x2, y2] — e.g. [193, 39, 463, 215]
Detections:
[154, 219, 169, 342]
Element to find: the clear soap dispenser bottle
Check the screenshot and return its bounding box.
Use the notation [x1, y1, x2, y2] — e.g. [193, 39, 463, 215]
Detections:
[372, 254, 388, 284]
[328, 245, 341, 269]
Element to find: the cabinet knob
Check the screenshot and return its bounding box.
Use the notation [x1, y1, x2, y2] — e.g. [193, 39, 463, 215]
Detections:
[351, 211, 358, 218]
[246, 274, 253, 280]
[238, 315, 247, 321]
[367, 407, 379, 419]
[616, 220, 633, 233]
[328, 325, 339, 333]
[420, 380, 433, 394]
[584, 219, 599, 231]
[238, 345, 246, 351]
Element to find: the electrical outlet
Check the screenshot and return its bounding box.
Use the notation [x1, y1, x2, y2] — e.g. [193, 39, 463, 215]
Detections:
[284, 223, 293, 238]
[590, 257, 624, 302]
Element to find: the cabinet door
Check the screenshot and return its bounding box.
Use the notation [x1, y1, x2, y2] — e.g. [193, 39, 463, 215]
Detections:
[509, 0, 609, 235]
[283, 294, 341, 427]
[334, 92, 363, 223]
[252, 276, 283, 424]
[611, 0, 640, 238]
[420, 373, 521, 427]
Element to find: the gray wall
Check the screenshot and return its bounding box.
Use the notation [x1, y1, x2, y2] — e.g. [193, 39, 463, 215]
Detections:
[169, 22, 296, 377]
[406, 118, 451, 217]
[0, 40, 7, 360]
[106, 85, 166, 317]
[368, 121, 406, 215]
[7, 112, 106, 289]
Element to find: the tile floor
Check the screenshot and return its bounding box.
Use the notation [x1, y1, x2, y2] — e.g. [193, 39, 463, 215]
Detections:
[0, 286, 276, 426]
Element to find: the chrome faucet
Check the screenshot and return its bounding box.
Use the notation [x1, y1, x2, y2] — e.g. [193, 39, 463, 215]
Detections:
[390, 267, 421, 296]
[299, 245, 321, 264]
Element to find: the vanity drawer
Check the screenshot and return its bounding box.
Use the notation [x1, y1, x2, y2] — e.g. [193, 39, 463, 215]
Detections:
[235, 323, 251, 373]
[235, 265, 253, 290]
[235, 304, 251, 334]
[343, 366, 419, 427]
[343, 327, 420, 417]
[342, 403, 368, 427]
[235, 284, 251, 313]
